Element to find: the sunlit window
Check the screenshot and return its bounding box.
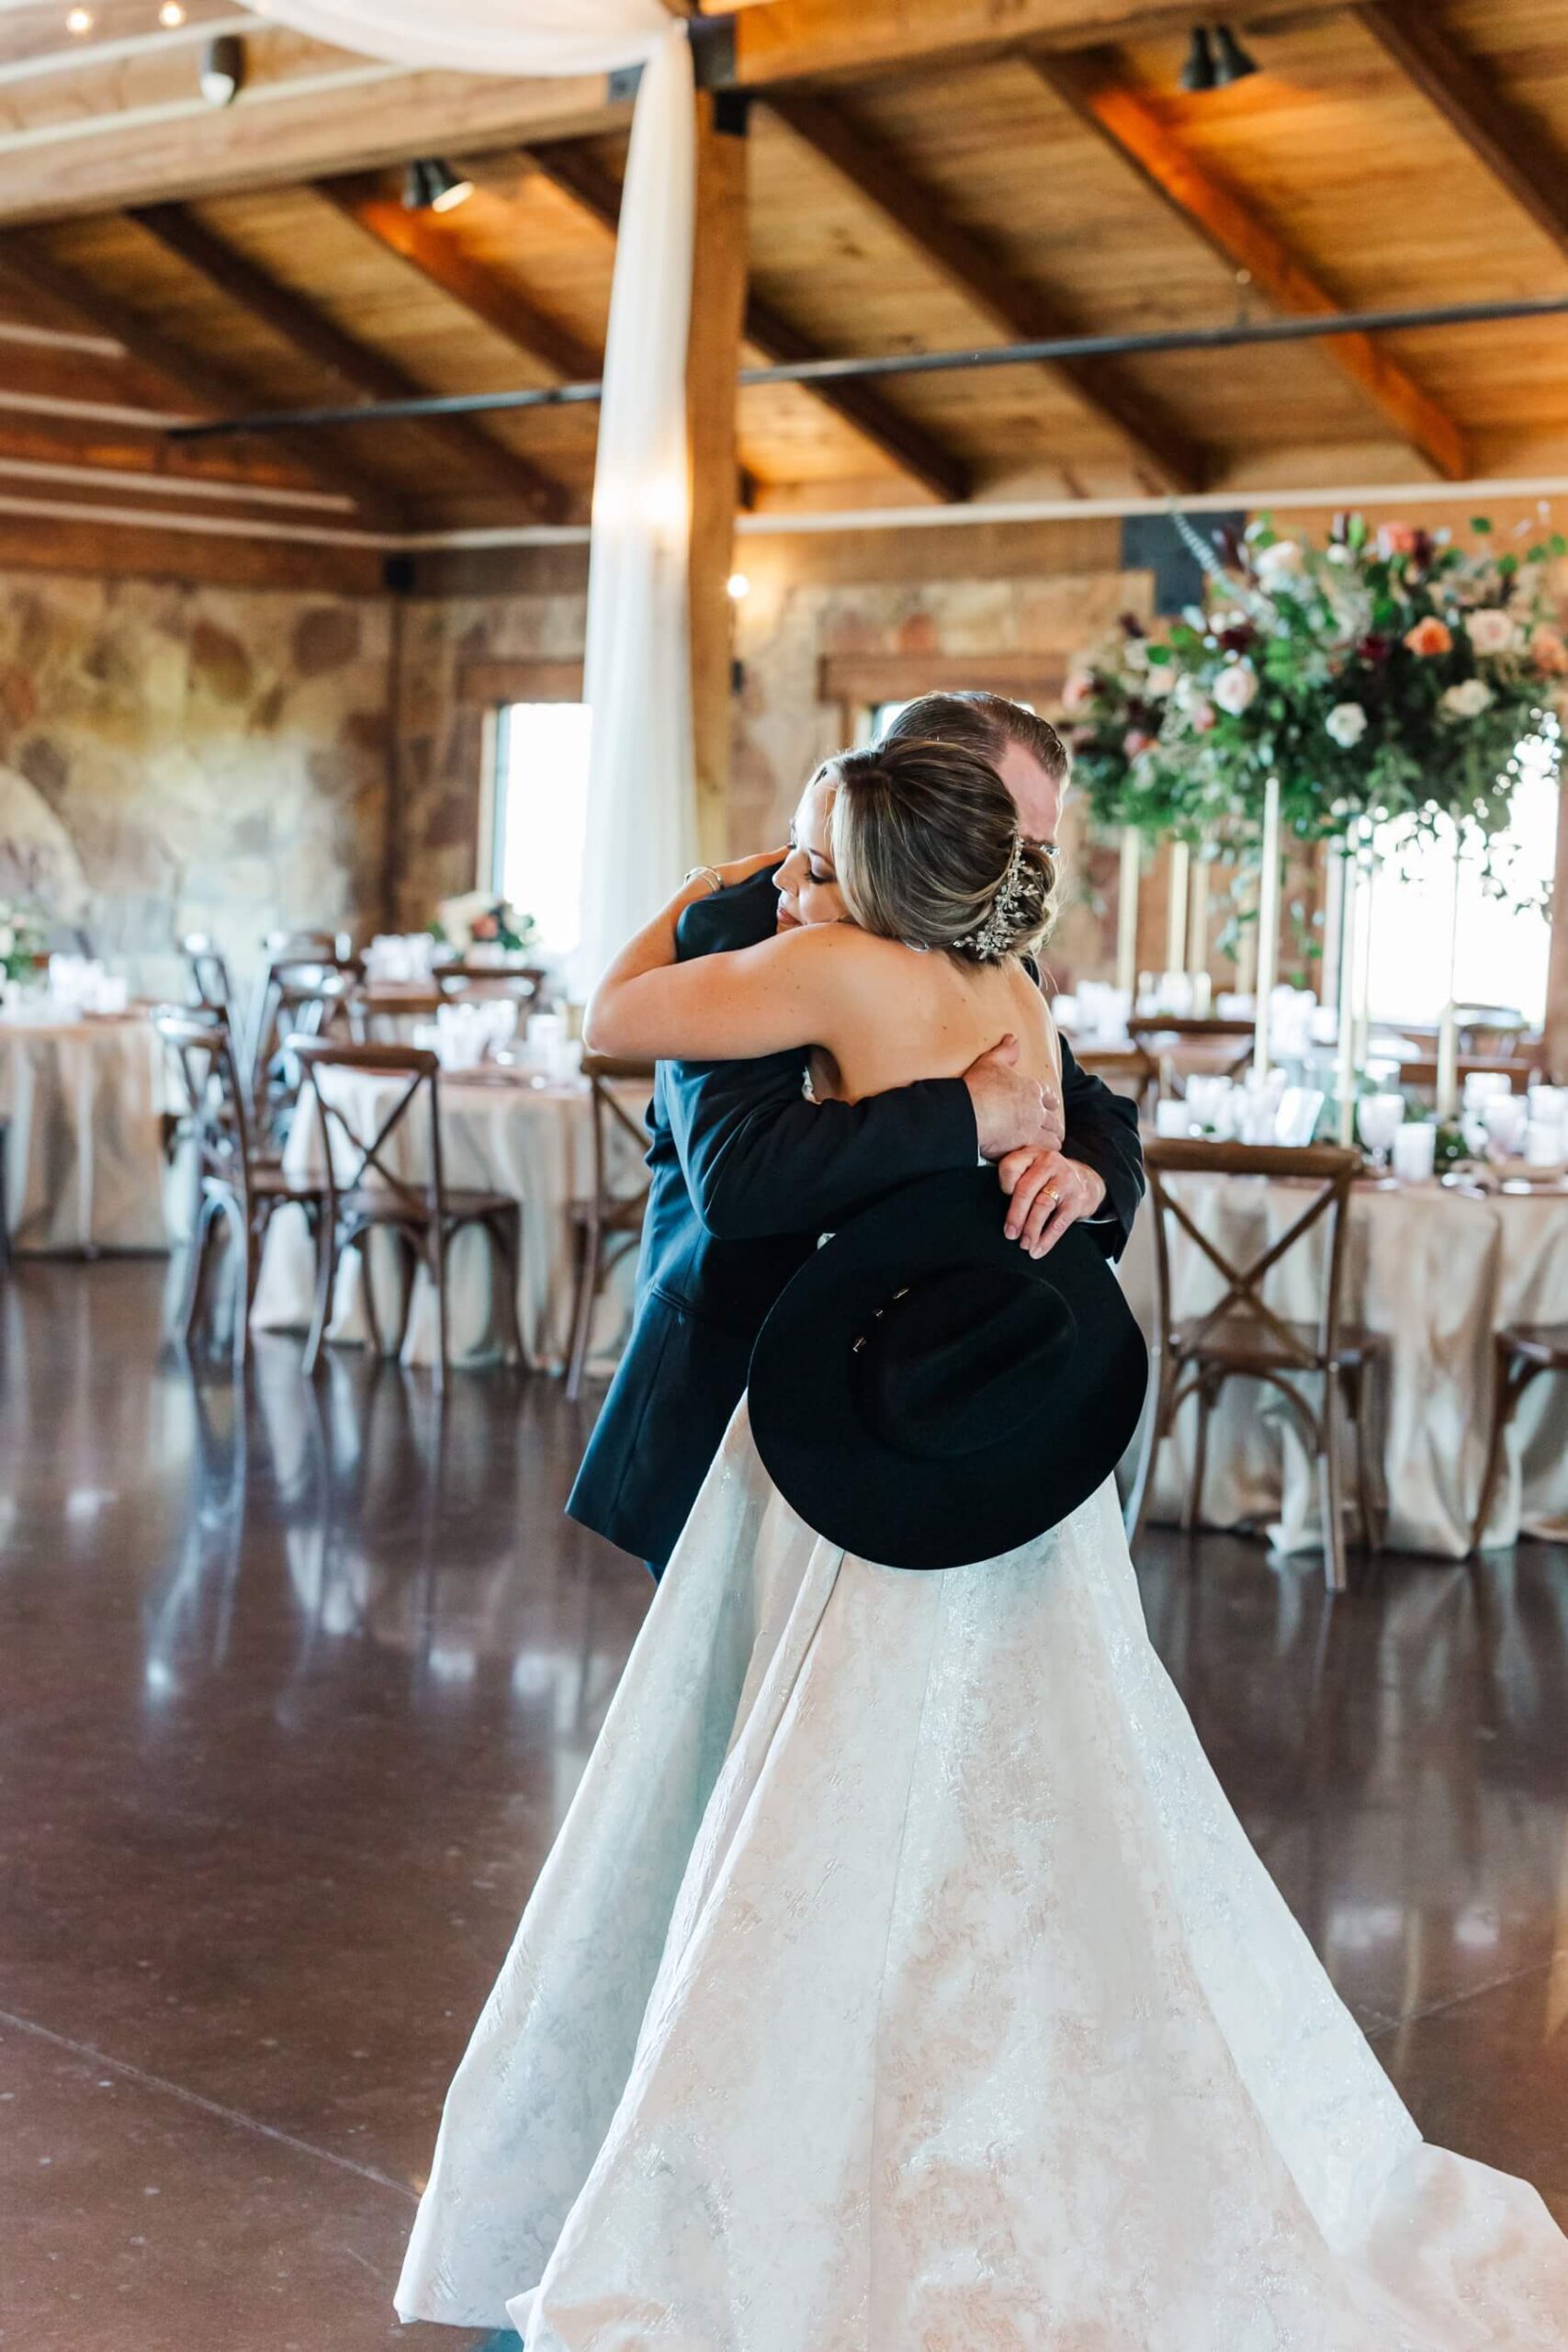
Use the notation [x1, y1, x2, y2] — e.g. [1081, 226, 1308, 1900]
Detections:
[1363, 734, 1558, 1028]
[489, 702, 593, 960]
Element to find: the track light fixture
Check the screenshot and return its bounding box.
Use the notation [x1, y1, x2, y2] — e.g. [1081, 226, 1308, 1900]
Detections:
[401, 158, 474, 215]
[199, 32, 244, 106]
[1180, 23, 1259, 93]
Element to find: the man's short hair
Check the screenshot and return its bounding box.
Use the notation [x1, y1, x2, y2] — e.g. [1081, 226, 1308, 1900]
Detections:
[876, 691, 1069, 785]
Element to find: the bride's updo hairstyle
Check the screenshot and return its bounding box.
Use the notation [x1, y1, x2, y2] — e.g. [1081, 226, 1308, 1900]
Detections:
[821, 737, 1057, 964]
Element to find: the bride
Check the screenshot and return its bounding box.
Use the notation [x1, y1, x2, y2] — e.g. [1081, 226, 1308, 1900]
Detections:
[397, 739, 1568, 2348]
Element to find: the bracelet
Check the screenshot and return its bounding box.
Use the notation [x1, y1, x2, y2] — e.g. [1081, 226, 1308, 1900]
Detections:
[683, 865, 723, 896]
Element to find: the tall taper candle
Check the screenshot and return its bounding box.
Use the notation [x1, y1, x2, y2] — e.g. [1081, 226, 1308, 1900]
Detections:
[1252, 775, 1282, 1078]
[1436, 1001, 1460, 1121]
[1165, 839, 1190, 977]
[1335, 837, 1361, 1145]
[1116, 826, 1140, 998]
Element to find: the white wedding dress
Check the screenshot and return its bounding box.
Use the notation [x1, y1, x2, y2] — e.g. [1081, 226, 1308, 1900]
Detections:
[396, 1404, 1568, 2349]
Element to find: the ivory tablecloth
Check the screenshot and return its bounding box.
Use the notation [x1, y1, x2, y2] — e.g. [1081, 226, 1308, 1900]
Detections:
[1117, 1172, 1568, 1560]
[0, 1013, 172, 1253]
[251, 1068, 648, 1374]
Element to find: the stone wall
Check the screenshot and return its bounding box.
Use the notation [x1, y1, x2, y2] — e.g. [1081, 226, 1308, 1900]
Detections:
[0, 571, 392, 998]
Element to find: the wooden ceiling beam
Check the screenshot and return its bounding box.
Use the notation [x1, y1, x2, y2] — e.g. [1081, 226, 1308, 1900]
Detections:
[130, 201, 571, 523]
[1032, 51, 1469, 482]
[317, 175, 604, 385]
[523, 140, 973, 506]
[0, 232, 412, 528]
[763, 90, 1204, 493]
[1354, 3, 1568, 266]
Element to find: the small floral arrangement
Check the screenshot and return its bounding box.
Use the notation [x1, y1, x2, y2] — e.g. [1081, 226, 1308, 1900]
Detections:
[0, 899, 47, 982]
[431, 891, 539, 956]
[1065, 513, 1566, 862]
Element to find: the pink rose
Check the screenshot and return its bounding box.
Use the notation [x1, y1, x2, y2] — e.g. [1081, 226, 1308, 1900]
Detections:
[471, 912, 498, 940]
[1062, 670, 1095, 713]
[1377, 523, 1418, 559]
[1122, 729, 1156, 758]
[1189, 698, 1217, 733]
[1529, 624, 1568, 675]
[1466, 608, 1516, 657]
[1404, 617, 1453, 658]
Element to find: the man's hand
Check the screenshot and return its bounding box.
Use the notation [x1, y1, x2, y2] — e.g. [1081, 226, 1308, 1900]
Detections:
[998, 1146, 1108, 1259]
[963, 1035, 1066, 1161]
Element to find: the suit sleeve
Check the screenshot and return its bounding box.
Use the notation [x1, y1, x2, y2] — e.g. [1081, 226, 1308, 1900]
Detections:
[664, 871, 978, 1241]
[1058, 1035, 1145, 1261]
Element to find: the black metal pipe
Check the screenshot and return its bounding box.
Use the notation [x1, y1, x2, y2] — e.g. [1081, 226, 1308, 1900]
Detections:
[170, 290, 1568, 442]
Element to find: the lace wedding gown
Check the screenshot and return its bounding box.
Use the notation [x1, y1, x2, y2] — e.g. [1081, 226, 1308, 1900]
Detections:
[396, 1404, 1568, 2348]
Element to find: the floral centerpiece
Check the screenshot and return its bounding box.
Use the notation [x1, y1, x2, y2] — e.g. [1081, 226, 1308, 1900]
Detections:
[431, 891, 539, 957]
[0, 899, 47, 982]
[1065, 512, 1566, 859]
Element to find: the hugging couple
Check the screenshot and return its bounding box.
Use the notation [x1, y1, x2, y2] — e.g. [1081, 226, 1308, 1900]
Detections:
[396, 692, 1568, 2348]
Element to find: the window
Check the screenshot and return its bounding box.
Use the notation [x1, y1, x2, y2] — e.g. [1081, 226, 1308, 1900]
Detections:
[488, 702, 592, 961]
[1363, 734, 1559, 1028]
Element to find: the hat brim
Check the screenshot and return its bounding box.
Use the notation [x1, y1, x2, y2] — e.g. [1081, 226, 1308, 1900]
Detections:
[748, 1167, 1149, 1573]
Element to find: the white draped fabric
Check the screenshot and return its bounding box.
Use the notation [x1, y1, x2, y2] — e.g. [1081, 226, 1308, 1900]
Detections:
[240, 0, 700, 988]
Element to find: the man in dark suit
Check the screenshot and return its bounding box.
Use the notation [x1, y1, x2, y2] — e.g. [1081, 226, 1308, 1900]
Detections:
[568, 693, 1144, 1576]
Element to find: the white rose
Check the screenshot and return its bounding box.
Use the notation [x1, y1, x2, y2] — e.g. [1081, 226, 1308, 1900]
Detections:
[1122, 637, 1150, 673]
[1213, 661, 1259, 716]
[1255, 539, 1303, 587]
[1143, 662, 1173, 697]
[1440, 678, 1493, 719]
[1325, 702, 1368, 748]
[1466, 607, 1516, 656]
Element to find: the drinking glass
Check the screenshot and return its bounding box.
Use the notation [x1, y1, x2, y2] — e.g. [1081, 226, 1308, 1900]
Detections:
[1357, 1091, 1405, 1173]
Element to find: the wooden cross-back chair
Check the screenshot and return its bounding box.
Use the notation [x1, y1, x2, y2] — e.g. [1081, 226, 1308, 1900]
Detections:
[1072, 1042, 1161, 1121]
[566, 1053, 657, 1400]
[245, 959, 359, 1148]
[345, 989, 445, 1045]
[153, 1005, 326, 1368]
[1127, 1014, 1256, 1096]
[181, 932, 234, 1018]
[289, 1037, 524, 1394]
[1124, 1137, 1383, 1592]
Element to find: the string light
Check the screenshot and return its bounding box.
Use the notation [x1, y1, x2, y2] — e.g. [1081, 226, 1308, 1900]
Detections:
[65, 6, 93, 31]
[159, 2, 186, 23]
[727, 572, 750, 602]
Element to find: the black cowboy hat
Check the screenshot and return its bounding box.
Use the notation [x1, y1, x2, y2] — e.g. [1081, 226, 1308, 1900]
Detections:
[748, 1166, 1148, 1572]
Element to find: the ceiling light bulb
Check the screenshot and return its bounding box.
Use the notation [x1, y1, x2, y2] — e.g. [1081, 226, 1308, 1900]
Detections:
[65, 6, 93, 31]
[430, 175, 474, 214]
[159, 1, 186, 22]
[199, 31, 244, 104]
[727, 572, 750, 602]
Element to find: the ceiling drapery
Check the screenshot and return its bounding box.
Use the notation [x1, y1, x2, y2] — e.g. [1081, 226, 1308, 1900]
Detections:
[243, 0, 699, 988]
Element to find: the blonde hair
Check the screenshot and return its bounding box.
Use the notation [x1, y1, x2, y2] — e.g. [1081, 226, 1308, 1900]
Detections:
[818, 738, 1056, 964]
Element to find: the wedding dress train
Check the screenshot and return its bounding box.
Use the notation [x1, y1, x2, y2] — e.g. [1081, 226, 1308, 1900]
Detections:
[396, 1403, 1568, 2348]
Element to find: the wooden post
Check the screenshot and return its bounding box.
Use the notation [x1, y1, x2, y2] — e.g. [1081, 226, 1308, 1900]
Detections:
[1546, 771, 1568, 1081]
[1164, 839, 1190, 976]
[686, 91, 749, 864]
[1252, 775, 1282, 1077]
[1115, 825, 1140, 998]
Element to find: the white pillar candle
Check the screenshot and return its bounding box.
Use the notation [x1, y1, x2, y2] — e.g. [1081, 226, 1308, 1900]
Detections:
[1115, 825, 1141, 998]
[1188, 849, 1210, 981]
[1252, 775, 1282, 1079]
[1334, 838, 1361, 1146]
[1320, 837, 1347, 1016]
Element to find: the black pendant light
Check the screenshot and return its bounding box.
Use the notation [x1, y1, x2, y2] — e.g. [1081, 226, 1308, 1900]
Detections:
[1180, 25, 1217, 91]
[1213, 23, 1260, 85]
[401, 158, 474, 214]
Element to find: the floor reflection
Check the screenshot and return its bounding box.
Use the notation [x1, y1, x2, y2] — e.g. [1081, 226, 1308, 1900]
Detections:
[2, 1260, 1566, 2352]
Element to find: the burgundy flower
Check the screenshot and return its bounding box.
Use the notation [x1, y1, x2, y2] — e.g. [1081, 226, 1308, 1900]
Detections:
[1356, 634, 1393, 665]
[1217, 623, 1257, 655]
[1410, 529, 1435, 570]
[1117, 612, 1147, 639]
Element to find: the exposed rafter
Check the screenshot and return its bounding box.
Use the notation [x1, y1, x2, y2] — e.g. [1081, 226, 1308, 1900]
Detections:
[0, 232, 412, 529]
[318, 175, 604, 385]
[763, 90, 1204, 494]
[524, 140, 972, 507]
[1032, 51, 1468, 483]
[130, 202, 571, 522]
[1354, 2, 1568, 266]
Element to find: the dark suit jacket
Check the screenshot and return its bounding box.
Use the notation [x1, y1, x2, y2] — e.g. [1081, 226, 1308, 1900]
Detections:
[567, 866, 1144, 1570]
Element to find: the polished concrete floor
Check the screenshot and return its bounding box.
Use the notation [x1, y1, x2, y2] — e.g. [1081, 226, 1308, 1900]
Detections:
[3, 1259, 1567, 2350]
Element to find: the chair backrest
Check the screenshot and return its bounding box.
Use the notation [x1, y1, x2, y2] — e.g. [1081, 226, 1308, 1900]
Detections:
[244, 959, 359, 1125]
[1074, 1042, 1160, 1114]
[1127, 1016, 1257, 1043]
[288, 1037, 445, 1227]
[263, 927, 354, 963]
[1398, 1055, 1535, 1098]
[436, 965, 545, 1002]
[181, 932, 233, 1015]
[580, 1051, 656, 1230]
[152, 1004, 260, 1214]
[1142, 1136, 1361, 1372]
[345, 989, 445, 1044]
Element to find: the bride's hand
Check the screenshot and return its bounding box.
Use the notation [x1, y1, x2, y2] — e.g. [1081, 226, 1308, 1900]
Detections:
[689, 849, 787, 899]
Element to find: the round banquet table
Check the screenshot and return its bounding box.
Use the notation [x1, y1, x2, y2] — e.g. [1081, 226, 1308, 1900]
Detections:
[250, 1066, 648, 1375]
[0, 1012, 173, 1253]
[1115, 1170, 1568, 1561]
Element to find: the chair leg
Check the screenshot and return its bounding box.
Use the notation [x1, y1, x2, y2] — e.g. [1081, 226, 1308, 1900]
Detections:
[359, 1232, 386, 1361]
[431, 1226, 448, 1398]
[303, 1215, 340, 1378]
[179, 1193, 217, 1344]
[1318, 1365, 1348, 1595]
[565, 1218, 602, 1404]
[491, 1207, 525, 1371]
[1184, 1372, 1217, 1536]
[1348, 1362, 1381, 1555]
[1123, 1347, 1173, 1551]
[1471, 1340, 1531, 1555]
